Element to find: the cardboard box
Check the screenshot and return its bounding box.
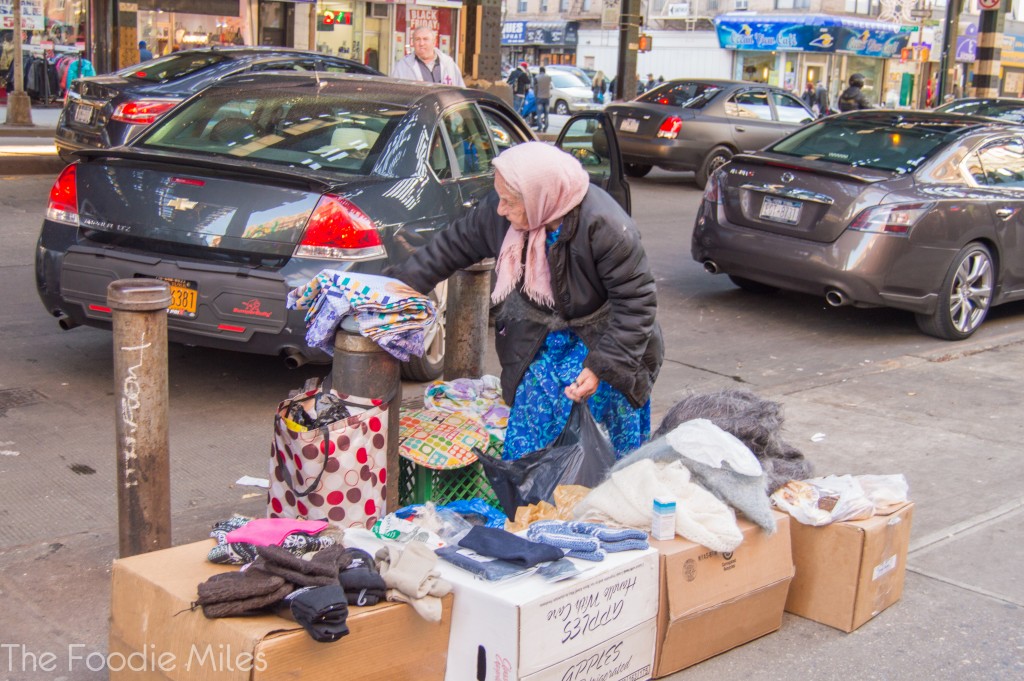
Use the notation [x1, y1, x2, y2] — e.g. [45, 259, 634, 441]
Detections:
[652, 511, 794, 677]
[785, 501, 914, 632]
[436, 545, 660, 681]
[109, 541, 452, 681]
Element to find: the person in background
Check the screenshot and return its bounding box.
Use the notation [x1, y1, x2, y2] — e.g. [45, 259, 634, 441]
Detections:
[391, 24, 465, 86]
[138, 40, 153, 63]
[657, 75, 665, 84]
[592, 70, 607, 103]
[636, 74, 645, 96]
[837, 73, 871, 111]
[534, 66, 552, 132]
[815, 80, 830, 117]
[608, 74, 617, 100]
[925, 76, 935, 108]
[386, 142, 664, 460]
[507, 61, 532, 113]
[802, 81, 815, 108]
[645, 74, 657, 91]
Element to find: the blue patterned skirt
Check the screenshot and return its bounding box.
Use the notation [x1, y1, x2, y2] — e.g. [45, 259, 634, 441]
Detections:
[502, 329, 650, 461]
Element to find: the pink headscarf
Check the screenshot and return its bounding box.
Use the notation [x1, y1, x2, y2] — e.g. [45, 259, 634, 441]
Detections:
[490, 142, 590, 307]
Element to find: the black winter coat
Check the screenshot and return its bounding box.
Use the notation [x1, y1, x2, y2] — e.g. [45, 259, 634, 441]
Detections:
[837, 85, 871, 111]
[387, 186, 664, 409]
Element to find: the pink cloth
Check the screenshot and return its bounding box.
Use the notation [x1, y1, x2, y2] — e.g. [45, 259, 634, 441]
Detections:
[225, 518, 329, 546]
[490, 142, 590, 307]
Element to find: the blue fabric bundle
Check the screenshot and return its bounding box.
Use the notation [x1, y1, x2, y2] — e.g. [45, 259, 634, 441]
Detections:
[526, 520, 649, 562]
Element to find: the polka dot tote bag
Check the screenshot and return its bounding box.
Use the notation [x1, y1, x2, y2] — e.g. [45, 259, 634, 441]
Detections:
[269, 386, 390, 529]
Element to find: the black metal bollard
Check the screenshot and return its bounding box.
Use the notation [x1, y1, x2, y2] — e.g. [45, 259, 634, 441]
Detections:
[444, 258, 495, 381]
[108, 278, 172, 558]
[332, 317, 401, 512]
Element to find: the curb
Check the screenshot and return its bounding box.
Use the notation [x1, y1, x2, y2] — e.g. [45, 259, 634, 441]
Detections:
[0, 125, 55, 138]
[0, 155, 66, 176]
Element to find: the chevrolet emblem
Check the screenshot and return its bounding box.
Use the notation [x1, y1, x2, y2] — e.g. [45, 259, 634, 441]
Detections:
[168, 197, 198, 211]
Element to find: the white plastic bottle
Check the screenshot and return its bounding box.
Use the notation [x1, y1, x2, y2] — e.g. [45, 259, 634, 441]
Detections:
[651, 495, 677, 541]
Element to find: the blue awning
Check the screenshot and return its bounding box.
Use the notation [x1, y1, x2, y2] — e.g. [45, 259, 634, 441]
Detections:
[714, 13, 913, 58]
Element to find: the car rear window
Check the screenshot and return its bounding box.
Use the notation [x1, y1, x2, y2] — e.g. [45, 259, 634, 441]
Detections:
[138, 91, 407, 174]
[550, 72, 587, 89]
[768, 117, 965, 173]
[119, 53, 230, 82]
[637, 82, 721, 109]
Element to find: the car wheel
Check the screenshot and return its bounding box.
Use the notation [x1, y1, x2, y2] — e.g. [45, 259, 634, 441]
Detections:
[695, 146, 734, 189]
[401, 279, 447, 381]
[554, 100, 570, 115]
[915, 242, 994, 341]
[624, 163, 652, 178]
[728, 275, 779, 294]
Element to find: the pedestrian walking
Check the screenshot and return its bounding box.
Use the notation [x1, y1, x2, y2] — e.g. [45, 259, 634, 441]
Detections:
[390, 25, 465, 86]
[534, 66, 552, 131]
[507, 61, 532, 113]
[592, 70, 607, 104]
[815, 81, 831, 117]
[386, 142, 664, 460]
[138, 40, 153, 63]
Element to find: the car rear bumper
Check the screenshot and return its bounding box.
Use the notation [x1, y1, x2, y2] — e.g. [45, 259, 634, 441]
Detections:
[617, 135, 704, 171]
[691, 200, 949, 315]
[35, 226, 339, 362]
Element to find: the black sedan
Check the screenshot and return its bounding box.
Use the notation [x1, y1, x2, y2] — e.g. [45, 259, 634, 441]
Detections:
[605, 79, 816, 187]
[933, 97, 1024, 123]
[37, 72, 630, 379]
[692, 110, 1024, 340]
[55, 47, 380, 162]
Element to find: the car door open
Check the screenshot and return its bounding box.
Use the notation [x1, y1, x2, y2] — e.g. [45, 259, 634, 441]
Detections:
[555, 112, 631, 215]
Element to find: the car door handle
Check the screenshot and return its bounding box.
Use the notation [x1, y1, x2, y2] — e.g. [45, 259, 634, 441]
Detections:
[995, 208, 1015, 219]
[735, 126, 746, 133]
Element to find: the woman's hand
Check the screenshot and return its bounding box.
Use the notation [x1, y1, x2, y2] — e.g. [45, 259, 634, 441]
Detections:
[564, 367, 598, 403]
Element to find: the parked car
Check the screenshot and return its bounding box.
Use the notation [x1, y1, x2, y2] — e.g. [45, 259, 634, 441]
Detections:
[933, 97, 1024, 123]
[692, 110, 1024, 340]
[546, 64, 593, 88]
[37, 72, 630, 379]
[55, 47, 380, 162]
[530, 67, 604, 115]
[605, 79, 816, 187]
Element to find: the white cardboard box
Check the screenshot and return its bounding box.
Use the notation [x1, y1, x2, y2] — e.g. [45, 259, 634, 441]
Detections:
[522, 617, 656, 681]
[438, 547, 659, 681]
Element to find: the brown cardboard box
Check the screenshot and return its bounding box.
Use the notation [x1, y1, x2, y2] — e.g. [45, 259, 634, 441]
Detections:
[108, 541, 451, 680]
[652, 511, 794, 678]
[785, 501, 914, 632]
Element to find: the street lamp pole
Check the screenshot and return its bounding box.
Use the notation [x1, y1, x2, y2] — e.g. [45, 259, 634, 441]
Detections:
[937, 0, 963, 102]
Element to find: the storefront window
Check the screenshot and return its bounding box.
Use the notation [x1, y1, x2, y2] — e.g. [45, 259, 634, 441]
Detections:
[314, 3, 356, 59]
[136, 10, 243, 57]
[1, 0, 87, 51]
[737, 52, 776, 85]
[846, 55, 881, 103]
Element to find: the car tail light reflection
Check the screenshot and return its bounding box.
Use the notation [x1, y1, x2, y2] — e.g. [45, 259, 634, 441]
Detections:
[47, 164, 79, 226]
[295, 194, 386, 261]
[657, 116, 682, 140]
[111, 99, 181, 125]
[703, 170, 721, 204]
[848, 203, 933, 235]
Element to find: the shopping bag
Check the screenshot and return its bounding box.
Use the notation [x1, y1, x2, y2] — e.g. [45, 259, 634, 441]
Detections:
[477, 402, 614, 520]
[268, 383, 391, 529]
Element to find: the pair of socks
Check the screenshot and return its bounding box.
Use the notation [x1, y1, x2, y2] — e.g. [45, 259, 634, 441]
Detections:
[526, 521, 649, 562]
[458, 525, 565, 567]
[194, 568, 294, 618]
[375, 542, 452, 622]
[283, 585, 350, 642]
[254, 544, 345, 587]
[338, 548, 387, 606]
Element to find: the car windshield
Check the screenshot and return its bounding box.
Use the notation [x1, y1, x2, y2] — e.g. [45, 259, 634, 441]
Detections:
[118, 53, 230, 82]
[550, 72, 586, 89]
[768, 116, 966, 173]
[936, 100, 1024, 123]
[138, 91, 407, 174]
[637, 82, 722, 109]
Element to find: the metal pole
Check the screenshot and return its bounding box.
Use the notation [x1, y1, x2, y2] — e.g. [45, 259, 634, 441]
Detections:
[4, 0, 34, 126]
[938, 0, 963, 102]
[444, 259, 495, 381]
[616, 0, 640, 101]
[973, 4, 1007, 98]
[108, 278, 172, 558]
[332, 318, 401, 512]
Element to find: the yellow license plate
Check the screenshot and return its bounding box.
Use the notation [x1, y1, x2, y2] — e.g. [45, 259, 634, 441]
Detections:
[162, 278, 198, 318]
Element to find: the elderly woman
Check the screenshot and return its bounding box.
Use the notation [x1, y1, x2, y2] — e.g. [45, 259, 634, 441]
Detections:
[388, 142, 663, 460]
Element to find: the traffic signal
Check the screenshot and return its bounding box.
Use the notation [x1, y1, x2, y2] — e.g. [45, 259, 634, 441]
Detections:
[638, 34, 653, 53]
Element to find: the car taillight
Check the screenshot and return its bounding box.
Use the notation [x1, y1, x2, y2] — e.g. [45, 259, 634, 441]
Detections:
[702, 169, 721, 204]
[848, 203, 933, 235]
[46, 164, 79, 226]
[110, 99, 180, 125]
[657, 116, 682, 140]
[294, 194, 386, 261]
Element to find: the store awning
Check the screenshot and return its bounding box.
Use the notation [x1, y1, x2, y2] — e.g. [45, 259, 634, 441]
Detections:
[501, 21, 578, 47]
[714, 13, 912, 58]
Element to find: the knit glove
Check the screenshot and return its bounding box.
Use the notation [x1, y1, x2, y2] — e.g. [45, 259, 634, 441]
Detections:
[194, 569, 294, 618]
[253, 544, 343, 587]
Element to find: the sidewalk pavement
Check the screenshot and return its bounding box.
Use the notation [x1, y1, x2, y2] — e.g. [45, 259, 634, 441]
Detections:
[0, 104, 64, 175]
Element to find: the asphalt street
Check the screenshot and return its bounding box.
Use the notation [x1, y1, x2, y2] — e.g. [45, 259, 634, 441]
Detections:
[0, 106, 1022, 680]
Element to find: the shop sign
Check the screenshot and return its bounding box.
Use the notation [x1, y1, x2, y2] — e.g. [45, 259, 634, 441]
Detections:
[955, 23, 978, 63]
[502, 21, 526, 45]
[500, 21, 577, 47]
[0, 0, 45, 31]
[836, 27, 908, 58]
[715, 14, 911, 58]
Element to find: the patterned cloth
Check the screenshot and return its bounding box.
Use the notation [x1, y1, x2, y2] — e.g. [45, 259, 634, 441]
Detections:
[207, 515, 342, 565]
[398, 409, 490, 470]
[502, 227, 650, 461]
[423, 375, 510, 443]
[287, 270, 436, 361]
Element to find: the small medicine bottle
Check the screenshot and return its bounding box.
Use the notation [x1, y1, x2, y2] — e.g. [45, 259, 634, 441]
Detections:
[651, 495, 677, 541]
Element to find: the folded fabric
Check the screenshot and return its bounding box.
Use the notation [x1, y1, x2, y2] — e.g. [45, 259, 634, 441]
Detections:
[208, 515, 343, 565]
[525, 523, 605, 562]
[195, 570, 294, 618]
[285, 585, 350, 643]
[287, 270, 436, 361]
[435, 545, 534, 581]
[525, 521, 649, 562]
[574, 456, 744, 553]
[375, 542, 453, 623]
[254, 544, 345, 587]
[424, 375, 510, 442]
[225, 518, 329, 547]
[338, 548, 387, 606]
[458, 525, 565, 568]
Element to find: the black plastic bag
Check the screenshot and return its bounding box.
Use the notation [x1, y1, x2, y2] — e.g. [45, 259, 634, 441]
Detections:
[478, 402, 615, 520]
